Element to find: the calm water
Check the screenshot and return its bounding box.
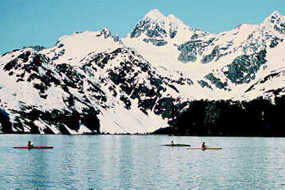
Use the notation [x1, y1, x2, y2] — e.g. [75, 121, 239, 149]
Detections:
[1, 135, 285, 190]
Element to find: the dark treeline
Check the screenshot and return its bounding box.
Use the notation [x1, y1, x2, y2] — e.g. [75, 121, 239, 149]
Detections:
[154, 96, 285, 137]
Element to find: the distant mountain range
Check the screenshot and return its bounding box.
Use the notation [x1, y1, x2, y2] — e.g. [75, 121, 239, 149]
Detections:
[0, 9, 284, 134]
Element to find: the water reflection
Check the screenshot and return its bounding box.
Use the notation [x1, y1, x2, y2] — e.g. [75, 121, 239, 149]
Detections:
[118, 136, 134, 189]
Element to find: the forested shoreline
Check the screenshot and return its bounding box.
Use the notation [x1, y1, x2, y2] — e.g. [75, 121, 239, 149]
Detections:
[154, 96, 285, 137]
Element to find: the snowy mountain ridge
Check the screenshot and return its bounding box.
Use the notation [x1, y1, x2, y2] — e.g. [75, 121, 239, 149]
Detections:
[0, 9, 285, 134]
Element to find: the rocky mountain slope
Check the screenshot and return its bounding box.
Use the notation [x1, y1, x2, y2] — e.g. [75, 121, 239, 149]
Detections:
[123, 10, 285, 100]
[0, 9, 284, 134]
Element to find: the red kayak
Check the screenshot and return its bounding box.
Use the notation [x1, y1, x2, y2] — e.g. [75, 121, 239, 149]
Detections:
[13, 146, 54, 149]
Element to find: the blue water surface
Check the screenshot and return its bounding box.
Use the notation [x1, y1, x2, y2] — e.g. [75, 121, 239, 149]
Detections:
[1, 135, 285, 189]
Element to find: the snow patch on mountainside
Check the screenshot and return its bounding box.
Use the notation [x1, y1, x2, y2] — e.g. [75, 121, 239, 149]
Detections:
[41, 28, 122, 66]
[241, 40, 285, 100]
[99, 105, 168, 134]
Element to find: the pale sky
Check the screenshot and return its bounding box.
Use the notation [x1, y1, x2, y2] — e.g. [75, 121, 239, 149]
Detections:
[0, 0, 284, 54]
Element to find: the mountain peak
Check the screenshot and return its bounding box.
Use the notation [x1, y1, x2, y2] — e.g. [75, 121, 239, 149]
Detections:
[144, 9, 165, 20]
[167, 14, 177, 19]
[129, 9, 194, 41]
[167, 14, 185, 26]
[263, 10, 283, 25]
[144, 9, 182, 24]
[100, 27, 112, 38]
[270, 10, 281, 18]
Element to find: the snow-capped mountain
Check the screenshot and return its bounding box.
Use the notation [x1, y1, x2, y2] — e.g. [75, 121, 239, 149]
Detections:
[0, 9, 284, 134]
[0, 37, 189, 134]
[128, 9, 199, 44]
[124, 9, 285, 100]
[41, 27, 122, 66]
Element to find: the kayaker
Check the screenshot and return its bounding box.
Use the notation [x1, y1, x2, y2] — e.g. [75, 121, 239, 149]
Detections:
[28, 141, 34, 148]
[201, 142, 206, 150]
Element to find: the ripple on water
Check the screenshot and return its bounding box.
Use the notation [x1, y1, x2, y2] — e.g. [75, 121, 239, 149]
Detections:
[1, 135, 285, 189]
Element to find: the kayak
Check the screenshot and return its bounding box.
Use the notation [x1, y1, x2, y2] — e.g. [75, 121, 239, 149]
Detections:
[189, 147, 222, 150]
[13, 146, 54, 149]
[162, 144, 191, 147]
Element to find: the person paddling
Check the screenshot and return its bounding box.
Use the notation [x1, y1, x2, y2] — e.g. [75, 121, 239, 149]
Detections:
[28, 141, 34, 148]
[201, 142, 206, 150]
